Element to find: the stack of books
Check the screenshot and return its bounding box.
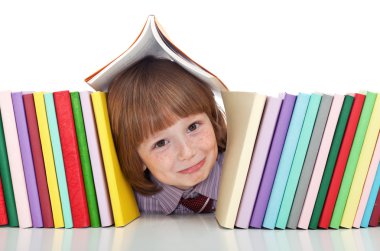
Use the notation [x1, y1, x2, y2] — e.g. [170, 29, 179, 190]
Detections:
[216, 91, 380, 230]
[0, 91, 140, 228]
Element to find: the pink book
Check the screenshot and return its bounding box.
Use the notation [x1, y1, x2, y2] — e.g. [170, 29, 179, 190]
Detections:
[0, 91, 32, 228]
[298, 95, 344, 229]
[79, 91, 113, 227]
[235, 96, 282, 228]
[353, 132, 380, 228]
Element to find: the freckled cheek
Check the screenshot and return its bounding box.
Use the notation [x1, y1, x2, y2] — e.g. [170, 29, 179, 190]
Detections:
[196, 129, 217, 150]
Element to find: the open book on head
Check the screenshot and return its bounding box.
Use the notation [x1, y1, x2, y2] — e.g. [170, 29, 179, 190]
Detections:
[84, 15, 228, 94]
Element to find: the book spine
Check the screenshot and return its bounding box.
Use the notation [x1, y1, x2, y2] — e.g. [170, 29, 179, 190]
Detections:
[235, 97, 282, 228]
[33, 92, 64, 228]
[361, 161, 380, 227]
[308, 95, 354, 229]
[53, 91, 90, 228]
[0, 110, 18, 226]
[44, 93, 73, 228]
[330, 92, 377, 228]
[11, 92, 43, 228]
[262, 93, 310, 229]
[276, 94, 322, 229]
[354, 132, 380, 228]
[23, 94, 54, 228]
[0, 91, 32, 228]
[0, 179, 7, 225]
[341, 93, 380, 228]
[250, 94, 296, 228]
[215, 92, 267, 229]
[318, 94, 365, 229]
[71, 92, 101, 227]
[79, 91, 113, 227]
[369, 189, 380, 227]
[287, 94, 333, 229]
[91, 92, 140, 227]
[298, 94, 345, 229]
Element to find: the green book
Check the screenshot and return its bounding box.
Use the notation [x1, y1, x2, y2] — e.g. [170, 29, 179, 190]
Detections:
[0, 111, 18, 226]
[330, 92, 377, 228]
[70, 92, 101, 227]
[309, 95, 354, 229]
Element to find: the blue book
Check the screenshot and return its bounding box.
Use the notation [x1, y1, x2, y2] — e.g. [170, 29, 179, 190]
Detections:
[361, 161, 380, 227]
[262, 93, 311, 229]
[44, 93, 73, 228]
[276, 94, 322, 229]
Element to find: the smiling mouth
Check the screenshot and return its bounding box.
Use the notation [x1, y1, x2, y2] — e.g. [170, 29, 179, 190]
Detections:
[179, 159, 206, 174]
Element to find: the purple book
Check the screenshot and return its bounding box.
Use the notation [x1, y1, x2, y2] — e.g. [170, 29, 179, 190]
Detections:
[11, 92, 43, 227]
[249, 93, 296, 228]
[235, 96, 283, 228]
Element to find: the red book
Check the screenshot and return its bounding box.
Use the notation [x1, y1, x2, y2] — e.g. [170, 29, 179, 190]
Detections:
[0, 179, 8, 225]
[318, 94, 365, 228]
[369, 189, 380, 227]
[23, 94, 54, 228]
[53, 91, 90, 228]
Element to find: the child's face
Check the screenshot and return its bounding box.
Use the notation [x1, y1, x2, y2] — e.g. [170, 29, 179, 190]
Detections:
[137, 112, 218, 190]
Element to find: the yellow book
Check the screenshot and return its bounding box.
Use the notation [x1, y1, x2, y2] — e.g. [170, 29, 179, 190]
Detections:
[33, 92, 64, 228]
[341, 93, 380, 228]
[215, 92, 266, 229]
[91, 92, 140, 227]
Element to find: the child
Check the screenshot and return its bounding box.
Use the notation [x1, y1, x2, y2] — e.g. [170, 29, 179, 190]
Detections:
[107, 56, 227, 215]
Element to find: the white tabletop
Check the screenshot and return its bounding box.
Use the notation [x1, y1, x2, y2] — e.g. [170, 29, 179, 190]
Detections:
[0, 214, 379, 251]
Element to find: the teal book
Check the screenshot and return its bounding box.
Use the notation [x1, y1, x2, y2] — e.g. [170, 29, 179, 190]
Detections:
[71, 92, 101, 227]
[330, 92, 377, 228]
[276, 94, 322, 229]
[262, 93, 310, 229]
[44, 93, 73, 228]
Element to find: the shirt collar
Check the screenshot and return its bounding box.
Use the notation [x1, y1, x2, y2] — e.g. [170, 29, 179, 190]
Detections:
[151, 154, 223, 215]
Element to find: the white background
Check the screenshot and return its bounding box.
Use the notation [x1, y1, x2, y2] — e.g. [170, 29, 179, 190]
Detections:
[1, 0, 380, 96]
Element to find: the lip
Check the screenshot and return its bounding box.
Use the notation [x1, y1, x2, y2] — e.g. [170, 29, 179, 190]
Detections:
[179, 159, 206, 174]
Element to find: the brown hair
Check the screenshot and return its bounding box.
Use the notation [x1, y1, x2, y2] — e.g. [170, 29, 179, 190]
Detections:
[107, 56, 227, 195]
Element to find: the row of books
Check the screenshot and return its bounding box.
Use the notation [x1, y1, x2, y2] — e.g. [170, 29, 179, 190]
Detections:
[0, 91, 140, 228]
[216, 92, 380, 230]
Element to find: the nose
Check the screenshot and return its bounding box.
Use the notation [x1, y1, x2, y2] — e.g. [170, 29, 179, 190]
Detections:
[177, 137, 195, 161]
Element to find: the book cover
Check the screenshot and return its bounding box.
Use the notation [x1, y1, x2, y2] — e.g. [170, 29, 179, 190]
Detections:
[44, 93, 73, 228]
[53, 90, 90, 228]
[33, 92, 64, 228]
[341, 93, 380, 228]
[369, 189, 380, 227]
[250, 93, 296, 228]
[262, 93, 310, 229]
[79, 91, 113, 227]
[361, 159, 380, 227]
[287, 94, 333, 229]
[298, 94, 345, 229]
[355, 132, 380, 228]
[0, 91, 32, 228]
[85, 15, 227, 94]
[215, 92, 266, 229]
[11, 92, 43, 228]
[23, 93, 54, 228]
[0, 111, 18, 227]
[235, 96, 282, 229]
[276, 94, 322, 229]
[71, 92, 101, 227]
[91, 92, 140, 227]
[308, 95, 354, 229]
[0, 179, 7, 225]
[318, 94, 365, 229]
[330, 92, 377, 229]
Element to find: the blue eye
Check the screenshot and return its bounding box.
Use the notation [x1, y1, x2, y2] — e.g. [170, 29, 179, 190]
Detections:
[188, 122, 200, 132]
[153, 139, 168, 149]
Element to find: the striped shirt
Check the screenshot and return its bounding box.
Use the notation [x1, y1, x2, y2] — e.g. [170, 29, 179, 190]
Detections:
[134, 153, 224, 215]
